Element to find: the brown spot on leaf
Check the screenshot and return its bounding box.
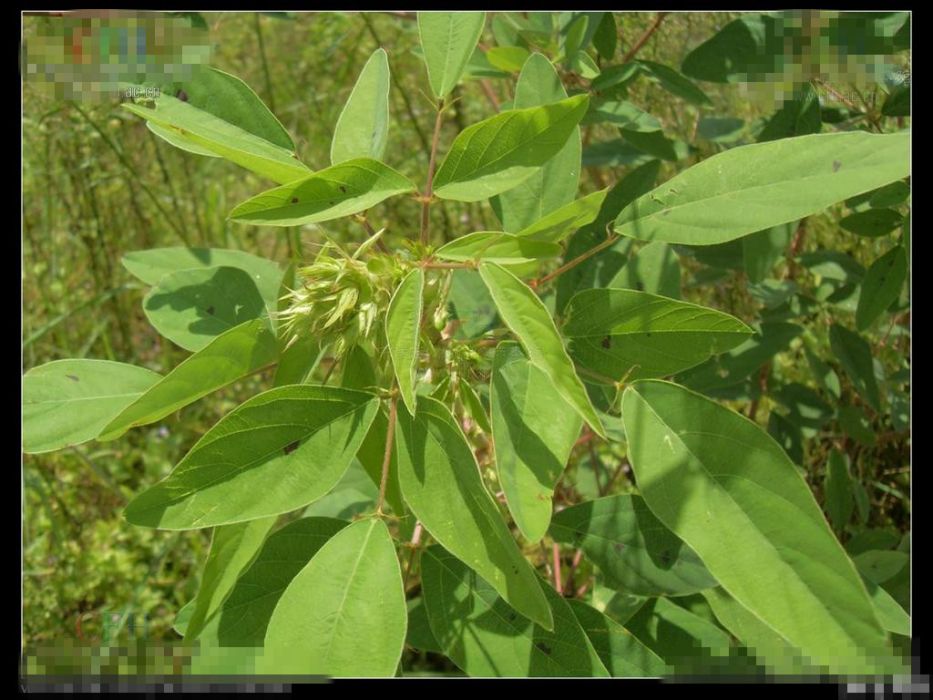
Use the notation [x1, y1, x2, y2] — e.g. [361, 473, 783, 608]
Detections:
[339, 185, 347, 193]
[283, 440, 300, 455]
[66, 374, 79, 382]
[176, 89, 188, 102]
[833, 160, 842, 172]
[291, 197, 299, 204]
[602, 335, 612, 349]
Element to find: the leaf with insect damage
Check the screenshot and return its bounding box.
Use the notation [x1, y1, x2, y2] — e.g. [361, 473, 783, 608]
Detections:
[123, 385, 378, 529]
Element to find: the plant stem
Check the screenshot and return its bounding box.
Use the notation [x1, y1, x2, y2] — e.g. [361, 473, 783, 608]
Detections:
[533, 233, 620, 288]
[376, 394, 399, 515]
[420, 100, 445, 246]
[403, 521, 423, 591]
[551, 544, 563, 594]
[421, 261, 473, 270]
[621, 12, 668, 64]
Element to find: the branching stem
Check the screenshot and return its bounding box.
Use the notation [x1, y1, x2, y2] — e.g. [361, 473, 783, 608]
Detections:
[375, 394, 399, 515]
[420, 100, 446, 246]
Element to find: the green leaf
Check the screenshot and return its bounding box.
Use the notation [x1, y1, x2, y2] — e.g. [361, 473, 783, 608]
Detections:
[492, 54, 581, 232]
[867, 180, 910, 208]
[591, 62, 642, 93]
[418, 12, 487, 99]
[22, 360, 162, 454]
[592, 13, 618, 61]
[123, 385, 379, 529]
[184, 516, 276, 641]
[829, 324, 881, 411]
[701, 587, 816, 674]
[433, 95, 590, 202]
[406, 598, 443, 653]
[853, 550, 908, 585]
[741, 222, 795, 284]
[556, 160, 661, 313]
[856, 246, 907, 330]
[621, 129, 689, 163]
[559, 14, 589, 65]
[448, 269, 498, 338]
[562, 288, 753, 382]
[459, 379, 491, 434]
[756, 84, 821, 142]
[172, 66, 295, 150]
[228, 157, 416, 227]
[607, 241, 682, 298]
[435, 232, 562, 265]
[566, 600, 668, 677]
[478, 262, 605, 437]
[385, 268, 424, 415]
[583, 100, 661, 131]
[123, 93, 309, 185]
[122, 246, 285, 322]
[274, 334, 320, 386]
[840, 208, 904, 237]
[551, 494, 718, 597]
[613, 131, 910, 246]
[148, 123, 220, 157]
[514, 189, 608, 243]
[198, 517, 348, 646]
[301, 461, 377, 520]
[838, 404, 877, 447]
[491, 342, 582, 542]
[862, 577, 910, 637]
[421, 545, 608, 676]
[636, 60, 711, 105]
[676, 322, 802, 393]
[681, 15, 784, 83]
[394, 396, 553, 630]
[621, 379, 899, 674]
[697, 117, 747, 144]
[99, 319, 278, 441]
[624, 597, 738, 674]
[882, 83, 910, 117]
[486, 46, 531, 73]
[331, 49, 391, 164]
[143, 266, 269, 352]
[262, 518, 406, 676]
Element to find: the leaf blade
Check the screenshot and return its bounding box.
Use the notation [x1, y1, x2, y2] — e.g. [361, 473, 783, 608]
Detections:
[418, 12, 487, 99]
[331, 49, 391, 164]
[479, 262, 605, 436]
[23, 360, 162, 454]
[386, 269, 424, 414]
[621, 379, 899, 674]
[99, 319, 279, 441]
[123, 385, 378, 529]
[434, 95, 590, 202]
[613, 132, 910, 245]
[228, 158, 416, 227]
[395, 396, 553, 629]
[262, 518, 406, 676]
